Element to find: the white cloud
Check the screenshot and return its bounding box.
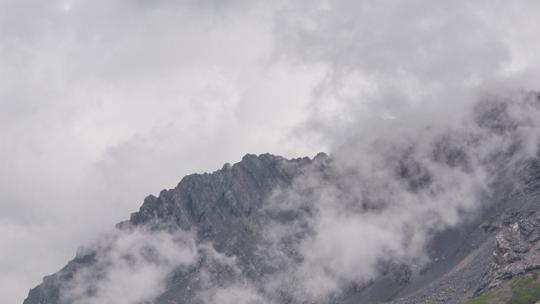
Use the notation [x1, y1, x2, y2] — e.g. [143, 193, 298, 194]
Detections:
[3, 1, 540, 303]
[258, 92, 540, 301]
[0, 2, 319, 302]
[60, 228, 197, 304]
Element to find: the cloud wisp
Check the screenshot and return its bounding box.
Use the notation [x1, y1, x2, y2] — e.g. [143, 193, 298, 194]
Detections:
[5, 1, 540, 303]
[58, 227, 197, 304]
[37, 93, 540, 304]
[255, 92, 540, 302]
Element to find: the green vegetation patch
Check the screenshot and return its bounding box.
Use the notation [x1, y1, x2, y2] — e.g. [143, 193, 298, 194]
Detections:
[465, 269, 540, 304]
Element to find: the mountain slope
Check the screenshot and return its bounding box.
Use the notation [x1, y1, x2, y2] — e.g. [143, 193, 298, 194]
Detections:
[23, 154, 540, 304]
[23, 95, 540, 304]
[23, 153, 322, 304]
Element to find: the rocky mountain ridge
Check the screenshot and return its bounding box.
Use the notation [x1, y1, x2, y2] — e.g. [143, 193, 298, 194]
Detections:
[24, 153, 324, 304]
[23, 148, 540, 304]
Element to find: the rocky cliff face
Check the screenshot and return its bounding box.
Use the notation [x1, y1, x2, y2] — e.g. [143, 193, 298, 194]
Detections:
[23, 89, 540, 304]
[478, 210, 540, 293]
[23, 150, 540, 304]
[390, 158, 540, 304]
[23, 153, 324, 304]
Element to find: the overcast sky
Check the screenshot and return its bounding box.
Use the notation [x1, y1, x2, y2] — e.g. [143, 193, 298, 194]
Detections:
[2, 1, 540, 303]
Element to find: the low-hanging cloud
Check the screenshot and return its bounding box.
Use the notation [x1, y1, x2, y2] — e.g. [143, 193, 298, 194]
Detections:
[143, 93, 540, 304]
[276, 0, 540, 148]
[59, 227, 197, 304]
[250, 5, 540, 298]
[5, 0, 540, 303]
[1, 1, 319, 302]
[253, 92, 540, 302]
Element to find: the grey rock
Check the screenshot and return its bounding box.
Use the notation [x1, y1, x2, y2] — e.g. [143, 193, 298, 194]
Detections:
[23, 154, 317, 304]
[22, 151, 540, 304]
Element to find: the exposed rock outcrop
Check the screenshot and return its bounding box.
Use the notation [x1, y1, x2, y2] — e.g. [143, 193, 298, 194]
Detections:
[24, 150, 540, 304]
[476, 211, 540, 294]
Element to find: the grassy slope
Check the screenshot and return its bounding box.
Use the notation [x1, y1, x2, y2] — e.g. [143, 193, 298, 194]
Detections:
[465, 269, 540, 304]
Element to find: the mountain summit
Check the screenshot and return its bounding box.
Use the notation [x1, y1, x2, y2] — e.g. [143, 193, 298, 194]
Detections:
[24, 96, 540, 304]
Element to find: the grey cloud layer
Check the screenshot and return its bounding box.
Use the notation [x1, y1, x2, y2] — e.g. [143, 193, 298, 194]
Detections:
[258, 93, 540, 301]
[62, 93, 540, 304]
[2, 0, 540, 303]
[0, 1, 317, 302]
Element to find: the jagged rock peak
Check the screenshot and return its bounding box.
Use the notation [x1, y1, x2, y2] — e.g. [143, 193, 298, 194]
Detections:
[125, 152, 327, 227]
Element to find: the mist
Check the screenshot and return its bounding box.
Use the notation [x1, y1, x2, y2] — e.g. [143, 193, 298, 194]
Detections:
[3, 0, 540, 303]
[257, 92, 540, 302]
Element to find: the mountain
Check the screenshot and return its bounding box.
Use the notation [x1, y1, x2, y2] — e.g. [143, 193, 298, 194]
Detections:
[23, 154, 321, 304]
[23, 155, 540, 304]
[23, 96, 540, 304]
